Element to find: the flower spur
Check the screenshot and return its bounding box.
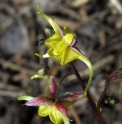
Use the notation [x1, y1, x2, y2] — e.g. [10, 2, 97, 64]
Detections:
[18, 76, 83, 124]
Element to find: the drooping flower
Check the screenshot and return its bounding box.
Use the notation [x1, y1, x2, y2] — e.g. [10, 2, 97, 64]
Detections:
[18, 76, 83, 124]
[35, 5, 93, 95]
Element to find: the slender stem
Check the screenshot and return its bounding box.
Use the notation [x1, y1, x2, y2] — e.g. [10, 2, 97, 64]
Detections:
[69, 62, 105, 124]
[55, 72, 73, 101]
[97, 68, 122, 111]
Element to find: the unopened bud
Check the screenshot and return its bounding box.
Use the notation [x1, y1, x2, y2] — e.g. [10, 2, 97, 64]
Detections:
[44, 26, 55, 37]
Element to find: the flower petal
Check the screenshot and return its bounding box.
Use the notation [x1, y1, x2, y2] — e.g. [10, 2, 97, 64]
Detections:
[49, 104, 70, 124]
[45, 34, 62, 48]
[58, 92, 84, 108]
[38, 105, 51, 117]
[24, 97, 46, 106]
[47, 76, 58, 98]
[47, 47, 60, 60]
[59, 92, 84, 102]
[55, 103, 69, 119]
[49, 106, 63, 124]
[47, 33, 75, 60]
[55, 33, 75, 53]
[49, 103, 70, 124]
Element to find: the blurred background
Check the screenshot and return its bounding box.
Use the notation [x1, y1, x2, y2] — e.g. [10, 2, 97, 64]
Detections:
[0, 0, 122, 124]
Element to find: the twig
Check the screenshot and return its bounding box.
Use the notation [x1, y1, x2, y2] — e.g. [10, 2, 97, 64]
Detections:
[70, 105, 83, 124]
[0, 58, 36, 75]
[0, 90, 25, 98]
[0, 83, 20, 91]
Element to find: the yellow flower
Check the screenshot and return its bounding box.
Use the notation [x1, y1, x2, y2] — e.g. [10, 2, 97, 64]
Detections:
[35, 5, 93, 95]
[18, 76, 84, 124]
